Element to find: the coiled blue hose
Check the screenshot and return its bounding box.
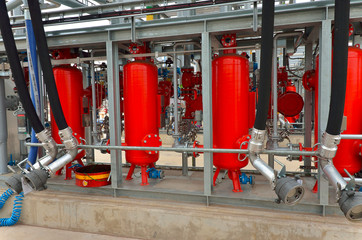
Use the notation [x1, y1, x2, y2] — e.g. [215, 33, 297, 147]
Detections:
[0, 189, 14, 210]
[0, 192, 24, 227]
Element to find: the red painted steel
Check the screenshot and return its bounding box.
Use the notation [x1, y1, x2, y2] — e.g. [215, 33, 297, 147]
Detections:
[306, 47, 362, 177]
[212, 54, 250, 192]
[123, 60, 161, 185]
[51, 65, 85, 179]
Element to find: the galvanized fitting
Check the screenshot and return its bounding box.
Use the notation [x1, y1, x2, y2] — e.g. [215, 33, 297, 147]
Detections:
[36, 128, 58, 160]
[275, 177, 304, 205]
[248, 128, 266, 153]
[339, 190, 362, 222]
[59, 127, 78, 150]
[319, 132, 341, 159]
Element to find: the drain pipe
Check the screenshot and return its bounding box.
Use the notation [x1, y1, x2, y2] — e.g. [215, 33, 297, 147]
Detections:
[0, 0, 58, 194]
[318, 0, 362, 222]
[248, 0, 304, 205]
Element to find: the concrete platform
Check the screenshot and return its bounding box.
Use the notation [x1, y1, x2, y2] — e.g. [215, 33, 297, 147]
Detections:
[0, 186, 362, 240]
[0, 225, 138, 240]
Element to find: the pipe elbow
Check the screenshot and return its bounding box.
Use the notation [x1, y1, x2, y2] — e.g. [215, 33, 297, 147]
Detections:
[45, 127, 80, 174]
[36, 128, 58, 162]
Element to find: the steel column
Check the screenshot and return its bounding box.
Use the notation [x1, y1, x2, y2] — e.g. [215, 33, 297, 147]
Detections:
[0, 78, 8, 174]
[304, 42, 313, 174]
[318, 20, 332, 205]
[106, 40, 122, 188]
[201, 32, 213, 196]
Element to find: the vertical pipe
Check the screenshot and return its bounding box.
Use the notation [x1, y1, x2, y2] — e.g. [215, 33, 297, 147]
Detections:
[0, 79, 8, 174]
[24, 5, 41, 166]
[182, 152, 188, 176]
[90, 60, 97, 144]
[318, 19, 332, 205]
[173, 52, 179, 139]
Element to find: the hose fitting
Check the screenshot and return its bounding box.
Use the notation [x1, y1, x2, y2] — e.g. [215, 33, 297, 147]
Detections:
[248, 128, 266, 153]
[319, 132, 341, 159]
[59, 127, 78, 150]
[36, 128, 58, 161]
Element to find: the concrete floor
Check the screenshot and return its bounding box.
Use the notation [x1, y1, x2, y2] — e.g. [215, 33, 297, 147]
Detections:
[0, 225, 138, 240]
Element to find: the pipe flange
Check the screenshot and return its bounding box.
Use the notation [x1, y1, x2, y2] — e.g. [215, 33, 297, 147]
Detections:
[248, 128, 266, 153]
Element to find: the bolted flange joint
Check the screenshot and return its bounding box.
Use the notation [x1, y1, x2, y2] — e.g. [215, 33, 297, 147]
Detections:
[319, 132, 341, 159]
[59, 127, 78, 151]
[248, 128, 266, 153]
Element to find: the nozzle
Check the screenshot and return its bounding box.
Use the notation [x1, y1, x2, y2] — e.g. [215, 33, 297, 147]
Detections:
[339, 190, 362, 222]
[275, 177, 305, 206]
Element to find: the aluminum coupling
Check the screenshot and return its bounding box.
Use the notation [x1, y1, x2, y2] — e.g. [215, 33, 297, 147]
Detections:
[36, 128, 57, 154]
[248, 128, 266, 153]
[319, 132, 341, 159]
[59, 127, 78, 150]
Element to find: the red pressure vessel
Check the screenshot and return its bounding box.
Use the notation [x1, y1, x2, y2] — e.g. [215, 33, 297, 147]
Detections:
[307, 47, 362, 177]
[51, 65, 85, 179]
[212, 54, 250, 192]
[123, 61, 161, 185]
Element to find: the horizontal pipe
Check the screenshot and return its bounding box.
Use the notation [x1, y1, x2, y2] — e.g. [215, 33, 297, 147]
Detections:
[340, 134, 362, 139]
[344, 177, 362, 184]
[25, 142, 318, 156]
[11, 0, 258, 23]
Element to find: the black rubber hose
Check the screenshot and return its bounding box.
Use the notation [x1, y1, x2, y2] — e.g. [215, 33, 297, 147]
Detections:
[0, 1, 44, 133]
[325, 0, 350, 135]
[28, 0, 68, 130]
[253, 0, 275, 130]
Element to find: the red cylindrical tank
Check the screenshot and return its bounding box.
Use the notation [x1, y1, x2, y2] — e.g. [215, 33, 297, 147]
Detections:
[248, 91, 256, 129]
[212, 54, 250, 192]
[51, 65, 85, 179]
[311, 47, 362, 177]
[123, 61, 161, 185]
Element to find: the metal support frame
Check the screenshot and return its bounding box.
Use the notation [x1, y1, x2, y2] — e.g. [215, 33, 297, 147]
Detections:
[304, 42, 314, 174]
[318, 19, 332, 205]
[201, 32, 213, 197]
[106, 40, 122, 188]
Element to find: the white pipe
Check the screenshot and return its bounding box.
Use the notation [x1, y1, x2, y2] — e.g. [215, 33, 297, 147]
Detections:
[341, 134, 362, 139]
[46, 149, 82, 173]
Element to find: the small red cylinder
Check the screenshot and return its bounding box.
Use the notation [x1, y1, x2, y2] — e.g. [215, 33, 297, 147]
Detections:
[212, 54, 249, 171]
[123, 61, 160, 167]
